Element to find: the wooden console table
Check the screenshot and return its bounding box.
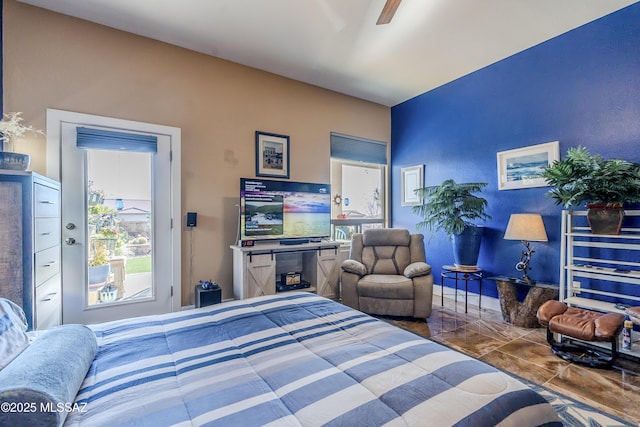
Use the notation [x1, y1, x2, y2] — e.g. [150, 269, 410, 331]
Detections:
[489, 276, 559, 328]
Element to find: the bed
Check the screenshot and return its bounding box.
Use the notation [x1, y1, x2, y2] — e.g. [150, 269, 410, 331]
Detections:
[1, 292, 560, 426]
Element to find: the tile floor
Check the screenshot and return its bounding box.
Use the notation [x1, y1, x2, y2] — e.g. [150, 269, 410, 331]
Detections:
[387, 297, 640, 425]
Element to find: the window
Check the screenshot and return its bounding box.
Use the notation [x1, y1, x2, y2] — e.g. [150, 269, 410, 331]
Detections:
[330, 133, 387, 240]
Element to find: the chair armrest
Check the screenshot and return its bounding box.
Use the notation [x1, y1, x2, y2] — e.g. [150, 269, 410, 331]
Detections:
[342, 259, 367, 276]
[404, 262, 432, 278]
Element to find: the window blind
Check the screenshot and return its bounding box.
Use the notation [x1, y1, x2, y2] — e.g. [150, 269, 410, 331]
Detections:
[76, 127, 158, 153]
[330, 132, 387, 164]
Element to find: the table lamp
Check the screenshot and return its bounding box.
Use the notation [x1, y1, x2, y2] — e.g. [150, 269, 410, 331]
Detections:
[504, 213, 548, 283]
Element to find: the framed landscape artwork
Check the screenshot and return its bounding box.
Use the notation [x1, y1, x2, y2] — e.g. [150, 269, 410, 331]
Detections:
[255, 131, 290, 178]
[497, 141, 559, 190]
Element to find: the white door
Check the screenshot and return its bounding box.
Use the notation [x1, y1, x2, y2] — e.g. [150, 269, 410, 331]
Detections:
[47, 110, 181, 325]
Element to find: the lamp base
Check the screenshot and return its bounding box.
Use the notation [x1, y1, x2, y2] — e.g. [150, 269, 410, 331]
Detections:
[519, 275, 536, 285]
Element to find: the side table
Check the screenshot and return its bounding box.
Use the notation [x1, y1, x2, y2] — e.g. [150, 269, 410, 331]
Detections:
[489, 276, 559, 328]
[441, 265, 482, 313]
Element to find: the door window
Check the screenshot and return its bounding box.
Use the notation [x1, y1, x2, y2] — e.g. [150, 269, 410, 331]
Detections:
[86, 149, 154, 306]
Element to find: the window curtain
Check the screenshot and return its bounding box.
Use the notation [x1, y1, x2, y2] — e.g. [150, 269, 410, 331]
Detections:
[76, 127, 157, 153]
[330, 132, 387, 164]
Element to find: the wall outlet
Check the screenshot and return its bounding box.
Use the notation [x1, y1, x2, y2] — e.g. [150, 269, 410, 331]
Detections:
[573, 281, 581, 294]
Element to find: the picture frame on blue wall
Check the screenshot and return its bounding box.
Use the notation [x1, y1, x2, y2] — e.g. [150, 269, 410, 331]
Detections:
[497, 141, 559, 190]
[256, 131, 290, 178]
[401, 164, 424, 206]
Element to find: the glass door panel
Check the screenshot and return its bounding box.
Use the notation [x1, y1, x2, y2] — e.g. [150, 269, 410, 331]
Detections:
[86, 149, 153, 307]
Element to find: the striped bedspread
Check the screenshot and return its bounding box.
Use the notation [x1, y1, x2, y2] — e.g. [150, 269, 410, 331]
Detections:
[65, 292, 560, 426]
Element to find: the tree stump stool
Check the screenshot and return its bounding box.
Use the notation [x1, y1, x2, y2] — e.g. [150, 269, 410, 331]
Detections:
[537, 300, 625, 367]
[493, 277, 559, 328]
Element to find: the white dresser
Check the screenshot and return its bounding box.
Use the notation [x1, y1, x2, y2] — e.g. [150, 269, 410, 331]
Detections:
[0, 171, 61, 330]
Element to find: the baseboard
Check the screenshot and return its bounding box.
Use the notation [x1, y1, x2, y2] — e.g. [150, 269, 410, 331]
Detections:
[181, 291, 500, 313]
[432, 284, 501, 313]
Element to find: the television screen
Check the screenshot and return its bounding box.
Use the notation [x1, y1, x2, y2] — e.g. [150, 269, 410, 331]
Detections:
[240, 178, 331, 242]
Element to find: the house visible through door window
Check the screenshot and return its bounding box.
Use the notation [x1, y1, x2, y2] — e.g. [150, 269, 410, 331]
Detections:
[330, 133, 387, 240]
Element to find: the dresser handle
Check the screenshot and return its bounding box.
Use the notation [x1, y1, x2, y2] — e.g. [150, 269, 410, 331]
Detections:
[43, 261, 57, 267]
[41, 292, 57, 302]
[40, 200, 57, 205]
[41, 232, 52, 236]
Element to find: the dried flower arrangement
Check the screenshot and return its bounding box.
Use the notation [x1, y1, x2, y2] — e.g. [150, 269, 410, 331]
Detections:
[0, 112, 44, 152]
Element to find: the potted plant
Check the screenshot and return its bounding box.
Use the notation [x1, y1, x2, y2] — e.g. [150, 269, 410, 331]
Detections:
[541, 146, 640, 234]
[88, 243, 111, 285]
[413, 179, 491, 269]
[0, 112, 44, 171]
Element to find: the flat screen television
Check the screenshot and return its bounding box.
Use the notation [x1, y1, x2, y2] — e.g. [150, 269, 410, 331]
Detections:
[240, 178, 331, 243]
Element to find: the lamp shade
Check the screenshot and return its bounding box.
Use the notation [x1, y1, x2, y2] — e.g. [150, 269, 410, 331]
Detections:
[504, 213, 548, 242]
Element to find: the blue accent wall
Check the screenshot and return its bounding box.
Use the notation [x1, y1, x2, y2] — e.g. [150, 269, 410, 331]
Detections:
[391, 3, 640, 299]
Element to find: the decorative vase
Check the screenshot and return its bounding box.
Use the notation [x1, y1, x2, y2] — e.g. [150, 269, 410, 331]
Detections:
[0, 152, 30, 171]
[452, 225, 484, 269]
[88, 264, 110, 285]
[586, 205, 624, 235]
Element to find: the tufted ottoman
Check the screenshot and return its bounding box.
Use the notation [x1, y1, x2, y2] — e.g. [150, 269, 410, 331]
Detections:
[537, 300, 625, 367]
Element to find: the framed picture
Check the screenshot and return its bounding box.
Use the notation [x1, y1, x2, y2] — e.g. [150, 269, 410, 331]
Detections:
[497, 141, 559, 190]
[255, 131, 290, 178]
[401, 165, 424, 206]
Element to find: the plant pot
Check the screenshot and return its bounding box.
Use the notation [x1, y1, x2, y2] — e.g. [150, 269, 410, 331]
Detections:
[0, 152, 30, 170]
[88, 264, 110, 284]
[586, 205, 624, 235]
[452, 225, 484, 269]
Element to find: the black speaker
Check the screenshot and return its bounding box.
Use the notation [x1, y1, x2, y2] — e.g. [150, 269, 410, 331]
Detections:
[195, 284, 221, 308]
[186, 212, 197, 227]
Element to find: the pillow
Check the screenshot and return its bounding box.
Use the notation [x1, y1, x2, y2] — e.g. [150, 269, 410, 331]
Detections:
[0, 324, 97, 427]
[0, 298, 29, 370]
[404, 262, 432, 278]
[341, 259, 367, 276]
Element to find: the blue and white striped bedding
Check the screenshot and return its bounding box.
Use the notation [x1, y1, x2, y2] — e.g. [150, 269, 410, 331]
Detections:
[65, 292, 560, 426]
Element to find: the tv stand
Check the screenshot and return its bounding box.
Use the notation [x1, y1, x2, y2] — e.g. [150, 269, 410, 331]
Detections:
[279, 238, 310, 245]
[231, 241, 347, 300]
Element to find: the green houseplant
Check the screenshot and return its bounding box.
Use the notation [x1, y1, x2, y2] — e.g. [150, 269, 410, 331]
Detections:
[413, 179, 491, 268]
[541, 146, 640, 234]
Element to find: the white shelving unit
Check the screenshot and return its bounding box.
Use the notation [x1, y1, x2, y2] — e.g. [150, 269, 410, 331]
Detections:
[560, 209, 640, 357]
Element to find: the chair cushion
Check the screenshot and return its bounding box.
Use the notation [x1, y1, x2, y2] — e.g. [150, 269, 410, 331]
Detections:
[362, 246, 411, 274]
[547, 307, 624, 342]
[357, 275, 414, 299]
[362, 229, 410, 246]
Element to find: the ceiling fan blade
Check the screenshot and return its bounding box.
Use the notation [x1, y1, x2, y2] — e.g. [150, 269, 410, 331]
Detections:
[376, 0, 402, 25]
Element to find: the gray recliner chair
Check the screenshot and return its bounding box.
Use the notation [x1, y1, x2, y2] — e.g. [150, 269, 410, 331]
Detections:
[340, 228, 434, 319]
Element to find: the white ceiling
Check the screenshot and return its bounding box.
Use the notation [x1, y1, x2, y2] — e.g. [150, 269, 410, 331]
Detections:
[17, 0, 638, 106]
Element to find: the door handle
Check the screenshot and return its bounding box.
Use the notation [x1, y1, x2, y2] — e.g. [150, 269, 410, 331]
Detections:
[65, 237, 76, 245]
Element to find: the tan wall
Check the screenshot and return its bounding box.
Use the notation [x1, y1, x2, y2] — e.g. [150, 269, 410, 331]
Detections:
[3, 0, 390, 305]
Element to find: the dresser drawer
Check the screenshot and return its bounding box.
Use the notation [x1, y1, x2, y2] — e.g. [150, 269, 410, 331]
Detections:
[34, 183, 60, 218]
[35, 245, 61, 286]
[35, 274, 61, 330]
[35, 218, 61, 252]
